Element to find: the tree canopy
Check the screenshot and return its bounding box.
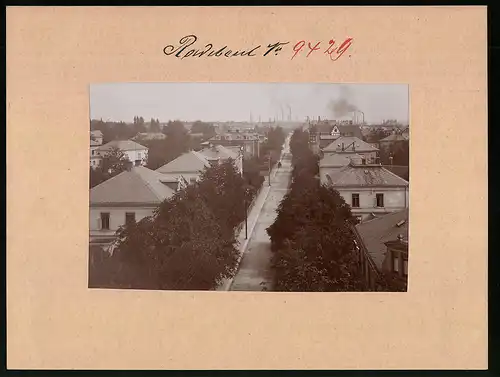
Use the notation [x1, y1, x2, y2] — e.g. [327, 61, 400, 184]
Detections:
[91, 159, 249, 290]
[89, 147, 130, 188]
[266, 127, 365, 292]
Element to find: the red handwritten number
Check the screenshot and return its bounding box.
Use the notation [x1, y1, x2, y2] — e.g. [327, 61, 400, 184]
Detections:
[294, 38, 353, 61]
[292, 41, 305, 60]
[334, 38, 353, 61]
[307, 42, 321, 57]
[324, 39, 336, 55]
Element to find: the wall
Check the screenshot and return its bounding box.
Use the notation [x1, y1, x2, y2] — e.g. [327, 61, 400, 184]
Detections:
[89, 206, 157, 239]
[335, 186, 409, 220]
[90, 146, 101, 169]
[96, 148, 149, 166]
[123, 149, 148, 165]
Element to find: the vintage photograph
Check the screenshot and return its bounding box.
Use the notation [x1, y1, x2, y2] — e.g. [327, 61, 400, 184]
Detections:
[89, 83, 409, 292]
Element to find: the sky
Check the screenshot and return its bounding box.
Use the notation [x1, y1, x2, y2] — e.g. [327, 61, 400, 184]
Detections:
[90, 83, 409, 124]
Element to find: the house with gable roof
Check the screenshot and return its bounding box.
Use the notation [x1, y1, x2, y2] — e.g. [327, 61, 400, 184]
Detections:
[89, 165, 175, 250]
[319, 153, 363, 183]
[352, 209, 409, 291]
[324, 161, 409, 222]
[156, 144, 243, 188]
[322, 136, 379, 163]
[378, 133, 408, 151]
[95, 139, 149, 168]
[205, 131, 262, 158]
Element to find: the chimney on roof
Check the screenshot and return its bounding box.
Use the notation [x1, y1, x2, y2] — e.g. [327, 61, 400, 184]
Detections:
[318, 116, 321, 122]
[341, 142, 344, 151]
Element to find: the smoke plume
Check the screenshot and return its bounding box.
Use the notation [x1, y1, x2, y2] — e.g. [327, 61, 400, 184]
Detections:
[328, 86, 359, 118]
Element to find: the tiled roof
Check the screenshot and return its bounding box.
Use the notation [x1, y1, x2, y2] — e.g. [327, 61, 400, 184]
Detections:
[320, 153, 363, 168]
[326, 163, 409, 187]
[323, 136, 379, 153]
[155, 151, 209, 174]
[197, 144, 240, 160]
[337, 125, 363, 139]
[133, 132, 167, 140]
[355, 209, 409, 270]
[90, 166, 175, 205]
[379, 134, 408, 142]
[97, 139, 148, 152]
[316, 122, 333, 134]
[210, 133, 259, 141]
[225, 146, 244, 155]
[381, 165, 409, 181]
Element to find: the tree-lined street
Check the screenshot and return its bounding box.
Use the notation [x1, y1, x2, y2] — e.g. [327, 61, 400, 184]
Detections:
[229, 136, 292, 291]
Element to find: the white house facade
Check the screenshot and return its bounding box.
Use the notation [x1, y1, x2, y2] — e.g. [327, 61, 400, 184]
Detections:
[156, 144, 243, 186]
[89, 166, 175, 251]
[324, 162, 409, 222]
[95, 140, 149, 168]
[90, 130, 104, 169]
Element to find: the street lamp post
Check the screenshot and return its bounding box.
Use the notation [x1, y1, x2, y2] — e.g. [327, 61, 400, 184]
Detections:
[243, 185, 252, 240]
[268, 151, 272, 186]
[244, 196, 248, 240]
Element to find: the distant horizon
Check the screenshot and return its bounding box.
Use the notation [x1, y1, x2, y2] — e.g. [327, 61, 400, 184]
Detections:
[90, 83, 409, 124]
[90, 118, 409, 127]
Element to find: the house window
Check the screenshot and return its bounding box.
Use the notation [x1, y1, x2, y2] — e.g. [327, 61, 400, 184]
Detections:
[376, 193, 384, 207]
[100, 212, 110, 230]
[352, 193, 360, 208]
[403, 259, 408, 276]
[125, 212, 136, 226]
[138, 152, 142, 159]
[393, 254, 399, 273]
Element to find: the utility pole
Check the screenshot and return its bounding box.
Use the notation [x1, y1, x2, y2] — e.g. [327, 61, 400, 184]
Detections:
[268, 151, 272, 186]
[244, 196, 248, 239]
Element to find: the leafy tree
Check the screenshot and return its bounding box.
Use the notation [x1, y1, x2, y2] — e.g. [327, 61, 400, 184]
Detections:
[379, 140, 409, 166]
[89, 147, 130, 188]
[109, 159, 246, 290]
[133, 116, 147, 133]
[145, 121, 192, 170]
[150, 118, 161, 132]
[243, 157, 265, 191]
[197, 159, 248, 233]
[100, 146, 130, 175]
[191, 120, 216, 140]
[365, 128, 391, 143]
[266, 127, 364, 292]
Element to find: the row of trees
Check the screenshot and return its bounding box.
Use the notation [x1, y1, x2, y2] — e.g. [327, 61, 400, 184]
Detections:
[89, 160, 254, 290]
[266, 128, 367, 292]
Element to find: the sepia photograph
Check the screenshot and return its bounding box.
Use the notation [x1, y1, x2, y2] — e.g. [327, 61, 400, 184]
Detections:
[88, 83, 409, 292]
